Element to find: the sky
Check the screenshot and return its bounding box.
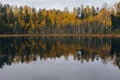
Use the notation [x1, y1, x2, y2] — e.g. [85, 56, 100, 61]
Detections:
[0, 0, 119, 11]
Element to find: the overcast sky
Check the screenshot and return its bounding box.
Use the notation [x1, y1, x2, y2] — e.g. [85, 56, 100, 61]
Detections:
[0, 0, 119, 11]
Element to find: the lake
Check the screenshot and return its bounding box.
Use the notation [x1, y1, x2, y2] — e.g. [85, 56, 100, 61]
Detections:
[0, 36, 120, 80]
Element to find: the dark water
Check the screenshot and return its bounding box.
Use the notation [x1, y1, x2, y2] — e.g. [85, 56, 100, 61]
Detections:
[0, 36, 120, 80]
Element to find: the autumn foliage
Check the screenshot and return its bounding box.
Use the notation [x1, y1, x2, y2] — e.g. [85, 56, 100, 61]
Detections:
[0, 2, 120, 34]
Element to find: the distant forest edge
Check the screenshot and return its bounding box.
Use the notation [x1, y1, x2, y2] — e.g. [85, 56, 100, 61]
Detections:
[0, 2, 120, 34]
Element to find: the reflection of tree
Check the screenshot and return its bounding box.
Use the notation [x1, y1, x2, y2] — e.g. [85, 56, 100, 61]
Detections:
[110, 38, 120, 68]
[76, 49, 99, 63]
[0, 37, 120, 69]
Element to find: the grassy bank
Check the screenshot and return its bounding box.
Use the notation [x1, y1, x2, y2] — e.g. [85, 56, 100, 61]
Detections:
[0, 34, 120, 37]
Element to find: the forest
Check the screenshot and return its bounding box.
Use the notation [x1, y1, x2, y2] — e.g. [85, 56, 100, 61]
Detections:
[0, 2, 120, 34]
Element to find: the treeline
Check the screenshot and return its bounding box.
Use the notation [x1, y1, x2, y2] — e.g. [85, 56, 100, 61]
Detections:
[0, 2, 120, 34]
[111, 2, 120, 33]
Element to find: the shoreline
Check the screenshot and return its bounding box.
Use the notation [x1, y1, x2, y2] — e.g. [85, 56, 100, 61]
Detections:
[0, 34, 120, 37]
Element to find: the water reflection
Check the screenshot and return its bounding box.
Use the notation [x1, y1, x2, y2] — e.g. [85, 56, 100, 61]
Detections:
[0, 36, 120, 69]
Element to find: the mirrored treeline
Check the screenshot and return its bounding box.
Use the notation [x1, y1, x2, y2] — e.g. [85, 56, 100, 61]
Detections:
[0, 37, 120, 68]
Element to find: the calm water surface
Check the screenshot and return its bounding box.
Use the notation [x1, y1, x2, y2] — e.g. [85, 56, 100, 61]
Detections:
[0, 36, 120, 80]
